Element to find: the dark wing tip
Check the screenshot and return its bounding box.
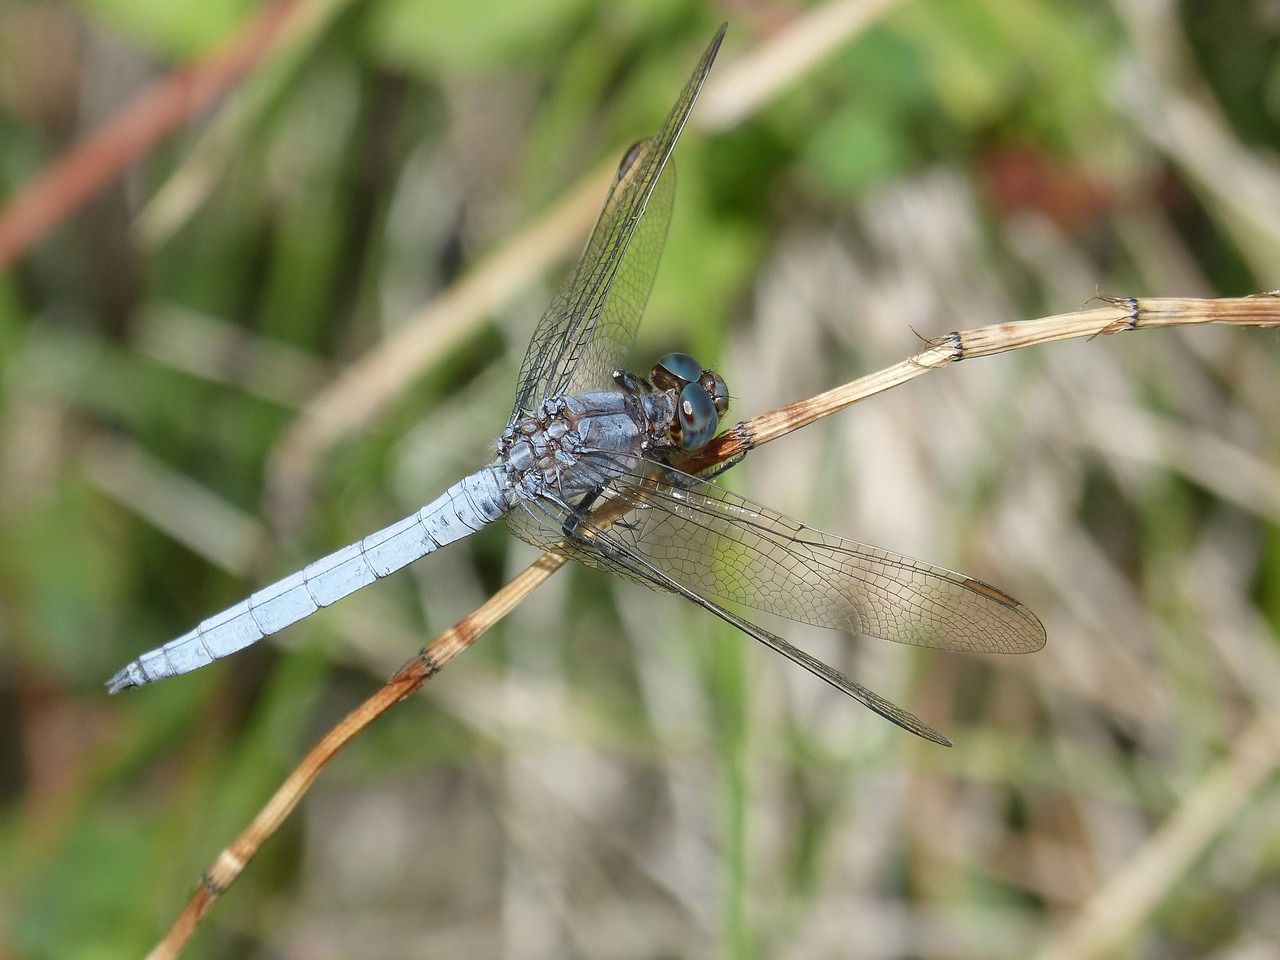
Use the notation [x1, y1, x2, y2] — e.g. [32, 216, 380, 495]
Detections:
[961, 576, 1048, 653]
[711, 21, 728, 49]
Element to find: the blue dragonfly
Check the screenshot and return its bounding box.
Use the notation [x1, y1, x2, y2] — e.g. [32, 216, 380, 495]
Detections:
[109, 25, 1045, 744]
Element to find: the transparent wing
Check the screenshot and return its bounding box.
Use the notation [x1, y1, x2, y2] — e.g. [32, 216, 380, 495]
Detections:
[508, 26, 724, 425]
[508, 461, 1046, 655]
[505, 459, 1043, 742]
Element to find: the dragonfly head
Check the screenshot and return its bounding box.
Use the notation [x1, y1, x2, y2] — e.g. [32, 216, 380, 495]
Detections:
[651, 353, 730, 450]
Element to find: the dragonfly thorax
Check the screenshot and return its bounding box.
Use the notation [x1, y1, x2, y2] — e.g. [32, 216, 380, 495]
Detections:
[499, 356, 729, 504]
[500, 391, 649, 503]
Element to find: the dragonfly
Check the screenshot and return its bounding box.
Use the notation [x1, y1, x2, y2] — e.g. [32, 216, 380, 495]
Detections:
[108, 25, 1045, 745]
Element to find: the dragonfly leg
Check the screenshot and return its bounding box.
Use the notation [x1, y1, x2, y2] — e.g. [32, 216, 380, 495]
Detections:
[559, 484, 647, 548]
[559, 486, 606, 545]
[646, 458, 725, 491]
[612, 369, 653, 394]
[694, 447, 748, 480]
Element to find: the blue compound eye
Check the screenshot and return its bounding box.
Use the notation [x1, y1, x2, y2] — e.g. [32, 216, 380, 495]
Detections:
[676, 382, 719, 449]
[652, 352, 704, 390]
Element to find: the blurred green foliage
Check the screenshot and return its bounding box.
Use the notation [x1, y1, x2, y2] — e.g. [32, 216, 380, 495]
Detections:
[2, 1, 1279, 958]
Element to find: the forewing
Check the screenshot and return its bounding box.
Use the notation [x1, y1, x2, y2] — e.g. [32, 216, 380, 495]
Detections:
[512, 465, 1046, 655]
[509, 26, 724, 425]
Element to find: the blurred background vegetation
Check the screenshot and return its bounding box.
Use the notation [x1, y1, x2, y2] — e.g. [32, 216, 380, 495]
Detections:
[2, 0, 1279, 957]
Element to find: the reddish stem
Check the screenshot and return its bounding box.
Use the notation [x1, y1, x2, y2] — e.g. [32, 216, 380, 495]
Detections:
[0, 0, 306, 273]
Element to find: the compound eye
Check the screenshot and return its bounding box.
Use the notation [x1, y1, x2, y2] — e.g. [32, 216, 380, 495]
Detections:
[652, 352, 704, 391]
[701, 370, 730, 418]
[676, 382, 719, 450]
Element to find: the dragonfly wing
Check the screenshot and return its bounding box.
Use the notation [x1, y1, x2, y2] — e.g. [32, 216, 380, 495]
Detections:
[511, 463, 1046, 655]
[508, 26, 724, 425]
[505, 467, 955, 745]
